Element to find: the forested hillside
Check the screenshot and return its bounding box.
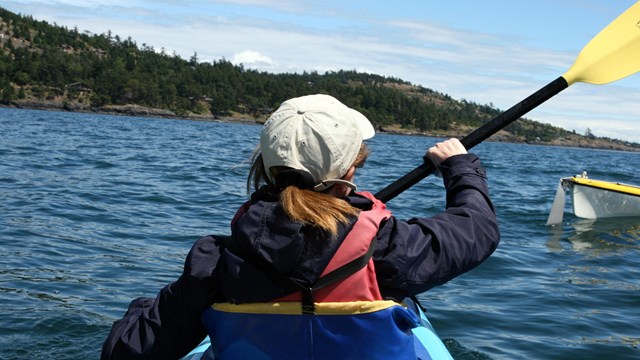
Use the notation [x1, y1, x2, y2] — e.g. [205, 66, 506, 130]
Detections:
[1, 7, 638, 150]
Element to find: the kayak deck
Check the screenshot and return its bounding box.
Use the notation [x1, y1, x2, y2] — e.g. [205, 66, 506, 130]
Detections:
[562, 176, 640, 197]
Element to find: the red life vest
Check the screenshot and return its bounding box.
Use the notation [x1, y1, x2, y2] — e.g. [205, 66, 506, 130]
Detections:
[201, 192, 426, 359]
[276, 191, 391, 303]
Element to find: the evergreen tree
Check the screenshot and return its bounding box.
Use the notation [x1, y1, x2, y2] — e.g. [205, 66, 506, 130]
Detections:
[0, 6, 636, 149]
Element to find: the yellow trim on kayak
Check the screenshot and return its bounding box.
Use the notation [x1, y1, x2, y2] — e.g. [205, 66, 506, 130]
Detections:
[566, 177, 640, 196]
[211, 300, 402, 315]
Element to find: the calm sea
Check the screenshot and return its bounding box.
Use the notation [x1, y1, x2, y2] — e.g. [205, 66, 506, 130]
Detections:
[1, 108, 639, 359]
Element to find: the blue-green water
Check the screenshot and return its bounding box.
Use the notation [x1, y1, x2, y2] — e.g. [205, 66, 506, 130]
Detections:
[1, 108, 639, 359]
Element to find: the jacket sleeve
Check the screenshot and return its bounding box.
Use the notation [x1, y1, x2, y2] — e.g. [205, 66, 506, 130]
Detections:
[101, 235, 223, 360]
[373, 153, 500, 299]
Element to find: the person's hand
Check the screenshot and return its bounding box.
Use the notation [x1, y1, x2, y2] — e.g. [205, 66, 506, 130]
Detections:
[426, 138, 467, 168]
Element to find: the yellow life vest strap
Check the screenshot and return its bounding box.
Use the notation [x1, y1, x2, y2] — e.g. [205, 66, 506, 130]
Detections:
[211, 300, 403, 315]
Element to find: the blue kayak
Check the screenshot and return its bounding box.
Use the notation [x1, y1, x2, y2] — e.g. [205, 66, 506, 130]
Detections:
[181, 298, 453, 360]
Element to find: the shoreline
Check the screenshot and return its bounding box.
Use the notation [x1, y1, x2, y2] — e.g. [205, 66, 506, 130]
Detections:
[2, 100, 639, 153]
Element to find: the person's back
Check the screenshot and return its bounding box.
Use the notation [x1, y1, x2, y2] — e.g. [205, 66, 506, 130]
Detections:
[101, 94, 499, 360]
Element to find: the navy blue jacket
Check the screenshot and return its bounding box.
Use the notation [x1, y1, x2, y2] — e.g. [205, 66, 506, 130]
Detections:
[101, 153, 499, 359]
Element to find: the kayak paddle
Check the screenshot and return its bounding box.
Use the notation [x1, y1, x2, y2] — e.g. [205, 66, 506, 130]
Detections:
[375, 1, 640, 203]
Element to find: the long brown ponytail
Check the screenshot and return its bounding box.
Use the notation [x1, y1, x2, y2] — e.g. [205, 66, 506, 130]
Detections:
[247, 144, 369, 237]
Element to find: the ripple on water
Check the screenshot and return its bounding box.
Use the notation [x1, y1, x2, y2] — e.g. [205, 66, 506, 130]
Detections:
[1, 109, 640, 359]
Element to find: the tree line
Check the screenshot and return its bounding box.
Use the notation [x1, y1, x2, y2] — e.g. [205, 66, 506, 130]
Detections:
[0, 6, 637, 148]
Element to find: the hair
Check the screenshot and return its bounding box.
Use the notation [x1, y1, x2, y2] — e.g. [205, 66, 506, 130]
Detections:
[247, 144, 370, 237]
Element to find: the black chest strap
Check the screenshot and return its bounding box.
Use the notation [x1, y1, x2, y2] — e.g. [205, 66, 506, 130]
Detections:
[222, 235, 377, 315]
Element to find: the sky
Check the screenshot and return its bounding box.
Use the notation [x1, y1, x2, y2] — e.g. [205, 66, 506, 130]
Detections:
[3, 0, 640, 143]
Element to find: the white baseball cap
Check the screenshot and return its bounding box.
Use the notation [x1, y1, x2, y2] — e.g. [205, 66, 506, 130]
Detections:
[260, 94, 375, 191]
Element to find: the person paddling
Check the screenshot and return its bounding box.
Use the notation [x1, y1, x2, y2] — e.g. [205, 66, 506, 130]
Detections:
[101, 94, 500, 359]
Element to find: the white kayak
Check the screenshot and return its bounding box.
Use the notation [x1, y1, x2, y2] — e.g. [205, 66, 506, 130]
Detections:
[547, 171, 640, 225]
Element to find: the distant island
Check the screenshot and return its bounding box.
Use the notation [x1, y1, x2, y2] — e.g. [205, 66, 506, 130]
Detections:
[1, 6, 638, 152]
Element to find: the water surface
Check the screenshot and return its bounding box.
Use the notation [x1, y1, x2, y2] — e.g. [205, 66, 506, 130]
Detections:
[1, 108, 639, 359]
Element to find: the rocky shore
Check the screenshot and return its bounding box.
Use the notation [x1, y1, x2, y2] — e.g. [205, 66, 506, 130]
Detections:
[3, 99, 639, 152]
[3, 98, 263, 124]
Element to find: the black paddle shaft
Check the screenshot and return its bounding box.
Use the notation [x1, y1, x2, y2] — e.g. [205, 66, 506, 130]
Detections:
[375, 76, 569, 203]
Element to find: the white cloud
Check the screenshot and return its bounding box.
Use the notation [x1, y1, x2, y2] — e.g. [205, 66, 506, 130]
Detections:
[208, 0, 309, 13]
[231, 50, 273, 67]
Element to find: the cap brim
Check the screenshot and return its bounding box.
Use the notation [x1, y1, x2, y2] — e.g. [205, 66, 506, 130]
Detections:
[350, 109, 375, 140]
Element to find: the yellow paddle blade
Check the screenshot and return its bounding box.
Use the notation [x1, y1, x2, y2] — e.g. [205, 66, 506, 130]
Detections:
[563, 1, 640, 85]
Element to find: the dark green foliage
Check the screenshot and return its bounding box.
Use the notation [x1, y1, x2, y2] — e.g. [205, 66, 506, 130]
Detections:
[0, 7, 638, 149]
